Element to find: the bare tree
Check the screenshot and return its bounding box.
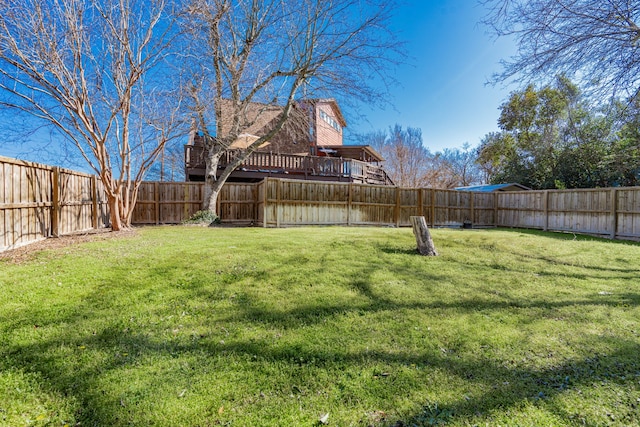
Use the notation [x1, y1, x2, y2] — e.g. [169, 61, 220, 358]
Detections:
[185, 0, 400, 217]
[0, 0, 187, 231]
[382, 125, 436, 188]
[147, 141, 187, 182]
[436, 143, 484, 188]
[361, 125, 451, 188]
[482, 0, 640, 96]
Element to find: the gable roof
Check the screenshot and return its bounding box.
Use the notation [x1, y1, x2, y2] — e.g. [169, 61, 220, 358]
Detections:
[228, 133, 270, 149]
[210, 98, 349, 138]
[455, 183, 532, 192]
[215, 99, 294, 137]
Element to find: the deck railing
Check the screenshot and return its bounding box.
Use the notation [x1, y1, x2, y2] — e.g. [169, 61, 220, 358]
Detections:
[185, 145, 392, 185]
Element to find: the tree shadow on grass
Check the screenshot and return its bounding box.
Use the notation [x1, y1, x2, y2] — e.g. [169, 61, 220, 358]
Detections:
[375, 340, 640, 426]
[187, 238, 640, 336]
[494, 227, 640, 246]
[5, 304, 639, 426]
[377, 246, 423, 256]
[510, 250, 640, 275]
[223, 285, 640, 331]
[426, 241, 640, 282]
[2, 235, 640, 426]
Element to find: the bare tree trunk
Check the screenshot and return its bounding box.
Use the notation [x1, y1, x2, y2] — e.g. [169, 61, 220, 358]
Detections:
[203, 151, 249, 216]
[107, 194, 125, 231]
[203, 150, 222, 213]
[204, 185, 221, 214]
[411, 216, 438, 256]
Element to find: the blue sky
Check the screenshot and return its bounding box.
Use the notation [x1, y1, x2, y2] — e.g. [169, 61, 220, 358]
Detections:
[346, 0, 517, 152]
[0, 0, 516, 163]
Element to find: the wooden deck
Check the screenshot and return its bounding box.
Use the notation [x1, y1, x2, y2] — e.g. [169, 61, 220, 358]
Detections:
[184, 145, 394, 185]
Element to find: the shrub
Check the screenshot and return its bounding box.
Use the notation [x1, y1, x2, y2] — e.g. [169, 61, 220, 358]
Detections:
[181, 210, 220, 225]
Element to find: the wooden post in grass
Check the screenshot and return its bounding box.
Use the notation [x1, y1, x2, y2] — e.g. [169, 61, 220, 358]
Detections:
[410, 216, 438, 256]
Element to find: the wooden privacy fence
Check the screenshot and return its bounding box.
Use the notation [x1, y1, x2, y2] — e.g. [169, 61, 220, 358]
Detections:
[131, 178, 640, 240]
[6, 155, 640, 252]
[129, 178, 498, 228]
[1, 156, 109, 251]
[132, 181, 258, 226]
[259, 178, 496, 227]
[497, 188, 640, 240]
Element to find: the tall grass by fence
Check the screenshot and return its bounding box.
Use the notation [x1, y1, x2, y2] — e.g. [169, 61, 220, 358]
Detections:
[4, 155, 640, 252]
[1, 156, 109, 251]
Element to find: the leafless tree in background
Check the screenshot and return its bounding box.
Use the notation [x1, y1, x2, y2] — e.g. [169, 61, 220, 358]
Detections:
[382, 125, 436, 188]
[147, 141, 186, 182]
[361, 126, 484, 188]
[482, 0, 640, 96]
[185, 0, 400, 217]
[436, 143, 484, 188]
[0, 0, 187, 230]
[362, 125, 441, 188]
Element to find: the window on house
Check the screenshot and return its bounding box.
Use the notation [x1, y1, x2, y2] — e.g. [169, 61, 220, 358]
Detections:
[319, 110, 342, 133]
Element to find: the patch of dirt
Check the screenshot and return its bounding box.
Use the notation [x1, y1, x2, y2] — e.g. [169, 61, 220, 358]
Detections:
[0, 228, 137, 265]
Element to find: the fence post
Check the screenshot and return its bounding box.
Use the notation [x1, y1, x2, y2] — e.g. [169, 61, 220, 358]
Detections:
[51, 167, 60, 237]
[610, 188, 618, 239]
[155, 181, 160, 225]
[418, 188, 423, 217]
[263, 178, 268, 227]
[430, 188, 436, 227]
[394, 186, 401, 227]
[543, 190, 549, 231]
[347, 182, 352, 226]
[253, 181, 258, 225]
[91, 175, 98, 230]
[276, 178, 282, 228]
[493, 192, 499, 227]
[183, 183, 190, 221]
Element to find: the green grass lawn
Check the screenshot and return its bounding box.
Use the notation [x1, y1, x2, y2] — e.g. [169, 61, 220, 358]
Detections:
[1, 226, 639, 426]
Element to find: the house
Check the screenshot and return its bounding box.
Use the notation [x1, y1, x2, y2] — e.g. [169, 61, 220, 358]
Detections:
[455, 183, 532, 192]
[184, 99, 393, 185]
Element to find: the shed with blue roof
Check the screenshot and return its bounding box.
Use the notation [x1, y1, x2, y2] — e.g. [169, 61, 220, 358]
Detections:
[455, 183, 532, 192]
